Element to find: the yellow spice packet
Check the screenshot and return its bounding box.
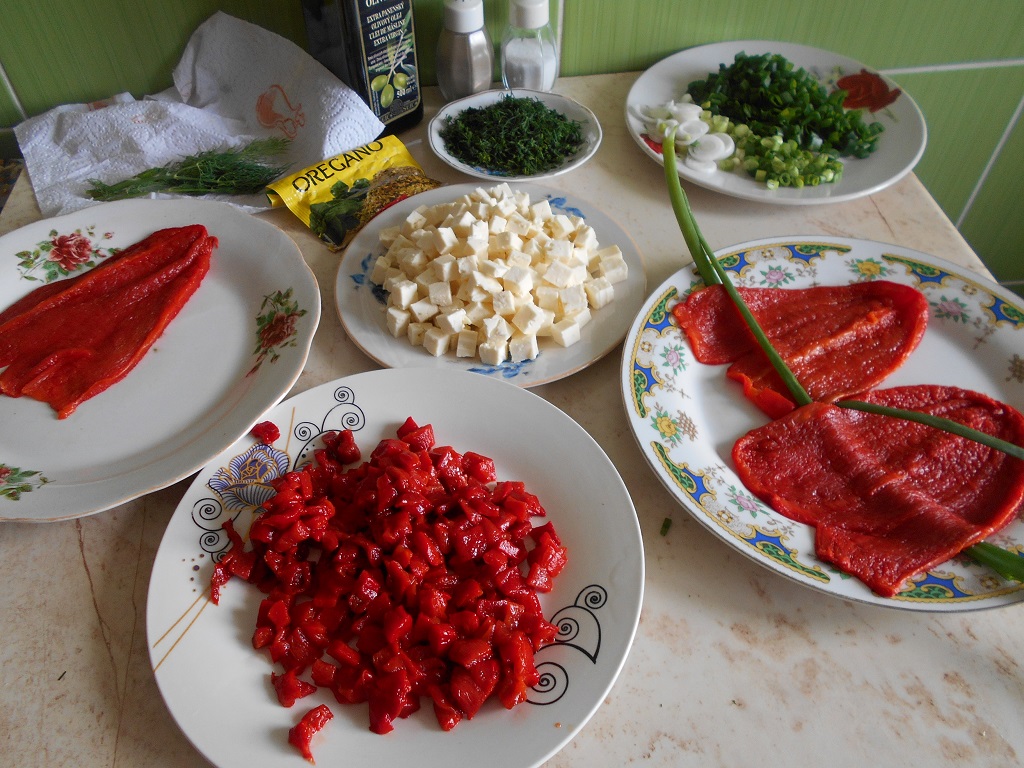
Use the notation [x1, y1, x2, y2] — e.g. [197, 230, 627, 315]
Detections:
[267, 135, 441, 250]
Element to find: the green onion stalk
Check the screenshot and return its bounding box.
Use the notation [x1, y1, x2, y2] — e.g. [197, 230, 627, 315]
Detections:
[661, 126, 1024, 585]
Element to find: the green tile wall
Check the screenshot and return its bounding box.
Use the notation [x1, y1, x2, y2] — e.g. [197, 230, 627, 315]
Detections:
[1, 0, 1021, 290]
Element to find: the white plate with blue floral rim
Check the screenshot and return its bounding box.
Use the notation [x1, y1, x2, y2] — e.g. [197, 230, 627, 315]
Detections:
[621, 236, 1024, 611]
[147, 367, 644, 768]
[336, 182, 646, 387]
[428, 89, 602, 181]
[0, 199, 319, 521]
[625, 40, 927, 205]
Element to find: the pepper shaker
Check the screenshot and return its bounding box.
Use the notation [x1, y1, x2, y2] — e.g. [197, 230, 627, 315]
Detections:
[436, 0, 495, 102]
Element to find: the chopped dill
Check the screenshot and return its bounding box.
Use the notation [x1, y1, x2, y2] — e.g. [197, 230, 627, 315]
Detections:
[438, 95, 584, 176]
[86, 137, 291, 201]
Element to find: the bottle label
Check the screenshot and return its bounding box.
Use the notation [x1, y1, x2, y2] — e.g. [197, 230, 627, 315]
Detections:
[353, 0, 421, 123]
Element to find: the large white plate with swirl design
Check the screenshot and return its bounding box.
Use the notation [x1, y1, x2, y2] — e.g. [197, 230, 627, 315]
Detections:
[335, 183, 646, 387]
[621, 236, 1024, 611]
[147, 367, 644, 768]
[0, 199, 319, 521]
[625, 41, 926, 204]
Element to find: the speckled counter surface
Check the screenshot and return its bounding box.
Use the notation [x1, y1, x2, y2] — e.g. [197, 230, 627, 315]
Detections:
[1, 73, 1018, 767]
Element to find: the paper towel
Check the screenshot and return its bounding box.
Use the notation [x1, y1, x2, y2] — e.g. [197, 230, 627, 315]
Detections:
[15, 11, 385, 218]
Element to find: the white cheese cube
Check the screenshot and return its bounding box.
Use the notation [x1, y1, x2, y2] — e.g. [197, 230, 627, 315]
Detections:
[511, 302, 547, 335]
[398, 249, 429, 275]
[551, 318, 582, 347]
[478, 340, 508, 366]
[509, 332, 539, 362]
[503, 265, 534, 296]
[507, 249, 532, 268]
[492, 290, 518, 316]
[467, 271, 503, 295]
[378, 224, 402, 248]
[470, 187, 493, 204]
[585, 277, 615, 309]
[409, 298, 440, 323]
[369, 255, 392, 285]
[482, 314, 512, 342]
[428, 281, 453, 307]
[494, 196, 518, 217]
[487, 215, 508, 234]
[455, 330, 478, 358]
[456, 281, 490, 302]
[464, 237, 489, 258]
[544, 239, 574, 263]
[456, 254, 480, 277]
[543, 259, 577, 289]
[535, 284, 560, 312]
[434, 253, 458, 281]
[389, 279, 419, 309]
[467, 201, 490, 221]
[478, 258, 509, 279]
[404, 209, 428, 230]
[560, 284, 589, 316]
[506, 213, 533, 236]
[423, 327, 451, 357]
[530, 199, 552, 222]
[432, 227, 459, 255]
[548, 214, 575, 239]
[386, 307, 410, 338]
[565, 307, 592, 328]
[599, 253, 629, 284]
[464, 300, 492, 325]
[407, 322, 432, 346]
[435, 308, 467, 335]
[491, 230, 523, 254]
[573, 224, 598, 252]
[412, 228, 438, 253]
[450, 211, 476, 238]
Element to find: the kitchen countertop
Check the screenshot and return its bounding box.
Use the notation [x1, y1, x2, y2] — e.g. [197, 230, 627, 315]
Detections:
[1, 72, 1019, 767]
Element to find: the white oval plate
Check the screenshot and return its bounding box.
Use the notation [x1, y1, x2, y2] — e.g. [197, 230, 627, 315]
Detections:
[0, 199, 319, 521]
[336, 183, 646, 387]
[622, 236, 1024, 611]
[625, 41, 927, 205]
[148, 367, 644, 768]
[429, 89, 602, 181]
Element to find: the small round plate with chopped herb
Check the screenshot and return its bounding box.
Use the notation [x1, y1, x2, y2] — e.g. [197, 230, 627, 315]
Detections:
[429, 89, 602, 181]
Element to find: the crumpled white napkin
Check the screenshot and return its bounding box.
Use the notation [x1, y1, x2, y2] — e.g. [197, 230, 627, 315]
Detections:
[14, 11, 385, 218]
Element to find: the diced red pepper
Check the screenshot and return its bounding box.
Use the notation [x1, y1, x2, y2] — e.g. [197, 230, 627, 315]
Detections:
[288, 704, 333, 763]
[209, 418, 566, 742]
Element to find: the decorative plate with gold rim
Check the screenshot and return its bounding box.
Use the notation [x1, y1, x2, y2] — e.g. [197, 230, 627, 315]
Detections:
[621, 236, 1024, 610]
[0, 199, 320, 521]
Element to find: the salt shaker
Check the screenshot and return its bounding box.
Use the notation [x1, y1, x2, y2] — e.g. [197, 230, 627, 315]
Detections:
[500, 0, 558, 91]
[436, 0, 495, 102]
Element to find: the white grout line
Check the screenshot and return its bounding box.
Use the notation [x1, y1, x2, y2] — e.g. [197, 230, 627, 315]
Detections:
[0, 57, 27, 125]
[956, 90, 1024, 228]
[880, 58, 1024, 76]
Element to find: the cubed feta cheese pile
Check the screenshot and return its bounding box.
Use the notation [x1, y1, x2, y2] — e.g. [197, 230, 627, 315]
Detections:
[372, 184, 628, 365]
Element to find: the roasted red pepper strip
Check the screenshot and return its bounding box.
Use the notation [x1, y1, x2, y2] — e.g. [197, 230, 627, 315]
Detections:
[0, 225, 216, 417]
[673, 280, 929, 418]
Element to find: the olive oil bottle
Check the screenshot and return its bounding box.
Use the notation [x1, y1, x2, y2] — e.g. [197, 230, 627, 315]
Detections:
[301, 0, 424, 134]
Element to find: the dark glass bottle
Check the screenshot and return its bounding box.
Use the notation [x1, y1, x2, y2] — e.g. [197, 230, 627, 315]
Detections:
[301, 0, 424, 135]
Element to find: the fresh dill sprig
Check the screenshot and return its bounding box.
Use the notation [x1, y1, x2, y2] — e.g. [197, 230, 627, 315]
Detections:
[86, 138, 291, 201]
